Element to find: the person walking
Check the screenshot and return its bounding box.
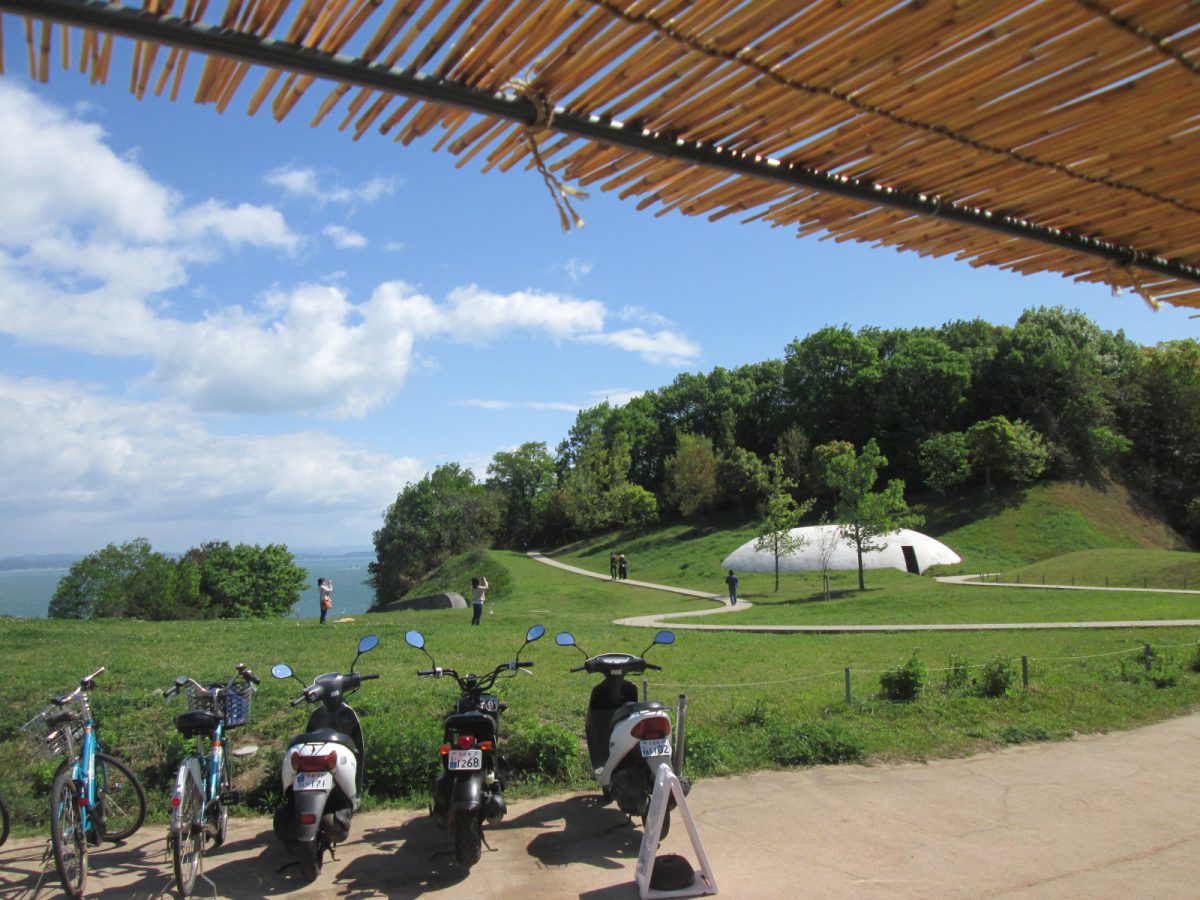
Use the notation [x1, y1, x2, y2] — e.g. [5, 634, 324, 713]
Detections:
[725, 569, 739, 605]
[610, 552, 619, 580]
[618, 554, 628, 581]
[318, 577, 333, 624]
[471, 575, 489, 625]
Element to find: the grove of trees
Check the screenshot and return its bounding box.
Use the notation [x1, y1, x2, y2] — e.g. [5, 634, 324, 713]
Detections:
[361, 306, 1199, 606]
[49, 538, 308, 620]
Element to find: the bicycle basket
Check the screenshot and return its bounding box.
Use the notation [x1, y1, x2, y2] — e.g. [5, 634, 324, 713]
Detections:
[223, 682, 254, 729]
[21, 705, 84, 760]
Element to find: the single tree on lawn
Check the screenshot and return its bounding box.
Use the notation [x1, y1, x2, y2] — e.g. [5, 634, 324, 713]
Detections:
[755, 454, 815, 592]
[825, 439, 923, 591]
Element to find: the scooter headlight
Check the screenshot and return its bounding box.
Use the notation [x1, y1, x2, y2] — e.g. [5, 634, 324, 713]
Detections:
[292, 750, 338, 772]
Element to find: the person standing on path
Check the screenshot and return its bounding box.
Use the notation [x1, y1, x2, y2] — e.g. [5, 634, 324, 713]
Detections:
[318, 577, 333, 624]
[725, 569, 739, 605]
[618, 554, 628, 580]
[610, 552, 619, 580]
[471, 575, 489, 625]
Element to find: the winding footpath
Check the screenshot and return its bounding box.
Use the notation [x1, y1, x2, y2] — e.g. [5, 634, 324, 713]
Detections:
[526, 552, 1200, 633]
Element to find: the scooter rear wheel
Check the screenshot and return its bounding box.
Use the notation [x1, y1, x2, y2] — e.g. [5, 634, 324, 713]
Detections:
[452, 811, 482, 867]
[298, 840, 323, 882]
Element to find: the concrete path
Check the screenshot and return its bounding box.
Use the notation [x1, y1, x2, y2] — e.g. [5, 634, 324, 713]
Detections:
[4, 713, 1199, 898]
[528, 552, 1200, 633]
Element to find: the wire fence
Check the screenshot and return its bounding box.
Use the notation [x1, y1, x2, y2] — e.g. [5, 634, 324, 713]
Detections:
[970, 572, 1200, 592]
[649, 639, 1200, 702]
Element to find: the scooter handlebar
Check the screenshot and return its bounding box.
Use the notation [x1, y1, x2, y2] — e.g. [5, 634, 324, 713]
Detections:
[359, 673, 380, 681]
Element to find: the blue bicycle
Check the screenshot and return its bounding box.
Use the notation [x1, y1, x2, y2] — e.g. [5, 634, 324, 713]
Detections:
[162, 664, 259, 897]
[28, 667, 148, 899]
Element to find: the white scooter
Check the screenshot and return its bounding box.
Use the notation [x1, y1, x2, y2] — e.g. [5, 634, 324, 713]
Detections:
[555, 630, 689, 833]
[270, 635, 379, 882]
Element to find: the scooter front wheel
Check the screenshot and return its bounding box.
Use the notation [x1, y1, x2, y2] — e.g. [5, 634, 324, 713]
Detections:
[452, 811, 482, 867]
[298, 840, 323, 882]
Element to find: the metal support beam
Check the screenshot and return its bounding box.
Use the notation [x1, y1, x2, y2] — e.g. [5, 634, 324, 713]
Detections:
[5, 0, 1200, 288]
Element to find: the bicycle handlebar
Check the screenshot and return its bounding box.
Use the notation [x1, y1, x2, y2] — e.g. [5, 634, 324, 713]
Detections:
[237, 663, 261, 685]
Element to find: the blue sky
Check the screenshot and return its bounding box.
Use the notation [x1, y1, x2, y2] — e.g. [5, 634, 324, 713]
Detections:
[0, 39, 1194, 556]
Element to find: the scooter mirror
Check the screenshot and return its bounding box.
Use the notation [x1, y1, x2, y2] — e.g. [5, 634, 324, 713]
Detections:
[358, 634, 379, 655]
[526, 624, 546, 643]
[654, 630, 676, 645]
[174, 675, 188, 687]
[555, 632, 575, 647]
[271, 664, 293, 680]
[405, 630, 425, 650]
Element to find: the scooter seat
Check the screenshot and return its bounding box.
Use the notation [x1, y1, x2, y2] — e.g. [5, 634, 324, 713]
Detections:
[290, 728, 359, 756]
[444, 710, 498, 739]
[610, 700, 663, 727]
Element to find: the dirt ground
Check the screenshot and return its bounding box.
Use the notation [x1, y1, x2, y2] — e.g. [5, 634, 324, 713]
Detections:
[3, 711, 1199, 899]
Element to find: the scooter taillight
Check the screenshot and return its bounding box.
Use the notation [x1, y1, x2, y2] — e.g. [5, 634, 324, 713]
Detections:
[631, 715, 671, 740]
[292, 750, 338, 772]
[456, 735, 476, 750]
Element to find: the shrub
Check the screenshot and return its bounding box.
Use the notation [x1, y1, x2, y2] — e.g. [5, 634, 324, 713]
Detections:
[999, 724, 1052, 744]
[1186, 644, 1200, 673]
[879, 652, 926, 702]
[765, 720, 865, 766]
[364, 717, 443, 801]
[978, 656, 1017, 698]
[678, 727, 736, 776]
[944, 654, 972, 694]
[505, 719, 581, 782]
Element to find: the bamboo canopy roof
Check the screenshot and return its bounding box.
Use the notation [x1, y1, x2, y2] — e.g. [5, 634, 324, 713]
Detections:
[4, 0, 1200, 310]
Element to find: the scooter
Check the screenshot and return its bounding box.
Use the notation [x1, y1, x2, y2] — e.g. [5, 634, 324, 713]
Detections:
[270, 634, 379, 882]
[405, 624, 544, 867]
[555, 629, 689, 833]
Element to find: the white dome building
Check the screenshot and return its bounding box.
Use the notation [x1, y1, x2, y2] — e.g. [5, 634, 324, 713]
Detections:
[721, 526, 960, 575]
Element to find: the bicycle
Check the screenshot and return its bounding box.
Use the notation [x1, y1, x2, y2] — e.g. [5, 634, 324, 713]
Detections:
[162, 664, 259, 897]
[23, 667, 148, 899]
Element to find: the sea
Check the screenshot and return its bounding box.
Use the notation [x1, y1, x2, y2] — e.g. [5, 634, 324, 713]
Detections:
[0, 553, 378, 619]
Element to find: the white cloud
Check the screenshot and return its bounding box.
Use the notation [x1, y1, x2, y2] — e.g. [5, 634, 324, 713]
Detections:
[265, 165, 397, 206]
[619, 305, 669, 327]
[579, 328, 701, 366]
[374, 281, 607, 344]
[0, 376, 425, 553]
[0, 82, 299, 256]
[559, 256, 593, 283]
[323, 224, 369, 249]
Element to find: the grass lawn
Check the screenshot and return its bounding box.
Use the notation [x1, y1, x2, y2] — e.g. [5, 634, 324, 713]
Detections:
[3, 540, 1200, 839]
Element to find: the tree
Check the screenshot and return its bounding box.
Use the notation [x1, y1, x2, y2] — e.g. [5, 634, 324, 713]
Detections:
[754, 454, 815, 592]
[919, 432, 971, 493]
[783, 326, 881, 448]
[718, 445, 770, 511]
[663, 433, 719, 518]
[825, 440, 923, 591]
[965, 416, 1050, 488]
[487, 442, 557, 549]
[191, 541, 308, 618]
[813, 513, 843, 600]
[49, 538, 199, 620]
[370, 464, 498, 605]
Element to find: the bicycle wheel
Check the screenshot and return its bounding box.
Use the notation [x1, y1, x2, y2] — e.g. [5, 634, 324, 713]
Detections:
[50, 766, 87, 899]
[170, 772, 204, 897]
[211, 754, 231, 848]
[95, 753, 147, 841]
[0, 788, 10, 847]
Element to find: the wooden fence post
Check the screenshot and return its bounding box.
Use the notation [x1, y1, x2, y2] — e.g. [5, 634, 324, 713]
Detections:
[1144, 644, 1153, 672]
[1021, 656, 1029, 690]
[844, 668, 852, 704]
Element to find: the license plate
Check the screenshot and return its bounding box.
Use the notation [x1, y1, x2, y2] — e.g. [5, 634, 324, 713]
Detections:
[447, 749, 483, 771]
[294, 772, 333, 791]
[640, 739, 671, 758]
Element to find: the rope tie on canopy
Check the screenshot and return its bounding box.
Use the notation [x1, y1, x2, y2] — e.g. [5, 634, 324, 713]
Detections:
[505, 75, 587, 232]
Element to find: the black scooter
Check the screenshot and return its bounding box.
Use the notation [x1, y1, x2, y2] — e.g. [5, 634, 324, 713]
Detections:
[405, 624, 544, 866]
